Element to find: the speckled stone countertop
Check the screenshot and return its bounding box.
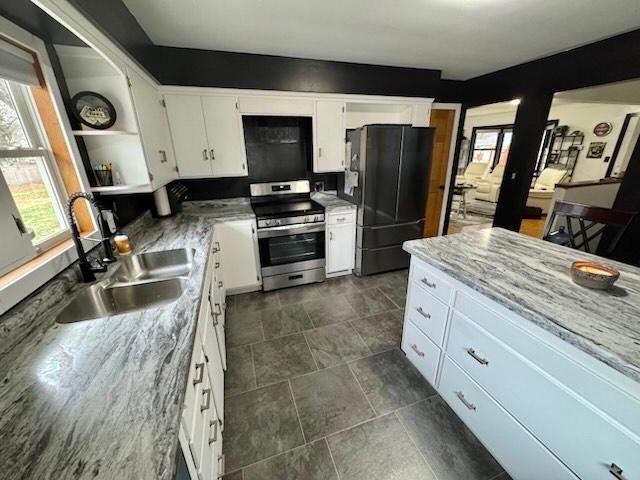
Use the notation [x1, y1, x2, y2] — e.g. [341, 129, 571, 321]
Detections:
[0, 200, 255, 480]
[403, 228, 640, 383]
[311, 191, 356, 212]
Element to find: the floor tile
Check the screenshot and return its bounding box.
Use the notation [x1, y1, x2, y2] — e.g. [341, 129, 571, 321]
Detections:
[327, 414, 434, 480]
[232, 290, 280, 313]
[350, 349, 435, 414]
[343, 287, 396, 318]
[316, 275, 360, 296]
[226, 308, 265, 348]
[350, 271, 398, 291]
[350, 309, 403, 354]
[223, 381, 305, 472]
[221, 471, 243, 480]
[225, 345, 256, 398]
[260, 305, 313, 339]
[244, 439, 338, 480]
[304, 323, 370, 369]
[252, 333, 317, 386]
[398, 396, 503, 480]
[378, 282, 407, 308]
[291, 365, 375, 441]
[277, 284, 322, 306]
[303, 295, 357, 327]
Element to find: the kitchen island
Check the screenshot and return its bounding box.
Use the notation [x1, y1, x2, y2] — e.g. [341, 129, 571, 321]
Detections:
[401, 228, 640, 480]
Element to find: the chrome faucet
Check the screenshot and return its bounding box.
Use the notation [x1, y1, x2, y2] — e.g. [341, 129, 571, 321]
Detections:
[67, 192, 116, 283]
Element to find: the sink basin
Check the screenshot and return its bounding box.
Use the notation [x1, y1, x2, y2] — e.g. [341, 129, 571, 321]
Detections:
[55, 248, 195, 324]
[55, 278, 187, 324]
[109, 248, 195, 287]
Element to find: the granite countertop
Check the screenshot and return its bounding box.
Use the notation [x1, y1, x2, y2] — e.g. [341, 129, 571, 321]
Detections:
[0, 199, 255, 480]
[311, 191, 357, 212]
[403, 228, 640, 383]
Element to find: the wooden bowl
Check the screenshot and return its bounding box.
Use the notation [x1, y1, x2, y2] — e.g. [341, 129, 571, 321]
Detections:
[571, 261, 620, 290]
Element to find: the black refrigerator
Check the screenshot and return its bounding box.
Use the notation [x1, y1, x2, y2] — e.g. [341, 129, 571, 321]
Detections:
[338, 124, 434, 276]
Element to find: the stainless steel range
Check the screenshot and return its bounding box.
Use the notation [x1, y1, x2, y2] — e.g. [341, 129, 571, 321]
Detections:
[250, 180, 326, 291]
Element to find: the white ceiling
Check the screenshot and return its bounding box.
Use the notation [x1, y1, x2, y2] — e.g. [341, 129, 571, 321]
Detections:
[122, 0, 640, 80]
[555, 78, 640, 105]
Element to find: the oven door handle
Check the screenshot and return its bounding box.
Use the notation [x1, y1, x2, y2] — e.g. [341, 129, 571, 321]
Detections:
[257, 222, 325, 239]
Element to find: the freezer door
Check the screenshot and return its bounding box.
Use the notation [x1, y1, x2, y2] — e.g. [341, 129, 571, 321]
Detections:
[361, 126, 402, 227]
[396, 127, 434, 224]
[357, 220, 425, 250]
[355, 244, 410, 276]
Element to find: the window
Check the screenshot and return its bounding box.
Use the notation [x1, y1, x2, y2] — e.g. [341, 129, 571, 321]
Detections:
[468, 127, 512, 168]
[0, 77, 69, 274]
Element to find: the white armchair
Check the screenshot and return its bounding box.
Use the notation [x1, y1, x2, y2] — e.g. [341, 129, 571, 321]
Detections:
[526, 168, 568, 214]
[456, 162, 490, 187]
[475, 164, 505, 203]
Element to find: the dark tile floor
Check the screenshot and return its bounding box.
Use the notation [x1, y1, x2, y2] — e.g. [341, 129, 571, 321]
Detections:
[222, 270, 510, 480]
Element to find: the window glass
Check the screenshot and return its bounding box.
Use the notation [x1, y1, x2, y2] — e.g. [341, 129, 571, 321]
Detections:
[471, 150, 495, 164]
[497, 131, 512, 165]
[474, 131, 499, 149]
[0, 79, 67, 245]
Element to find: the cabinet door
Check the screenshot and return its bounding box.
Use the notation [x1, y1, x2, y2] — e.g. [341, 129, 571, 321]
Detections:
[216, 219, 261, 292]
[201, 96, 248, 177]
[327, 222, 355, 274]
[127, 68, 177, 188]
[164, 94, 211, 177]
[315, 100, 346, 172]
[202, 296, 225, 420]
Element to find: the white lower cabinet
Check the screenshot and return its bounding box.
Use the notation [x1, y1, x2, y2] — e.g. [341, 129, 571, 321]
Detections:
[215, 219, 261, 293]
[401, 256, 640, 480]
[326, 210, 356, 276]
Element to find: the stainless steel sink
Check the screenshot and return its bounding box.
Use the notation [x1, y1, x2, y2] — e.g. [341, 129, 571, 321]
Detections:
[56, 278, 187, 324]
[55, 248, 195, 324]
[109, 248, 195, 287]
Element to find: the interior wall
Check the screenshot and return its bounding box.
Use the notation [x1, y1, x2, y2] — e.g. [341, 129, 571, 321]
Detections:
[465, 102, 640, 182]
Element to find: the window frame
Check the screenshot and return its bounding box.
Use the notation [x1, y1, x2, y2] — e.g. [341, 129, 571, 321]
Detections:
[0, 78, 70, 253]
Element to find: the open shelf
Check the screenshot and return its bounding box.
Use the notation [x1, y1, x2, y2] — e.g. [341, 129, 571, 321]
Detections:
[72, 130, 138, 136]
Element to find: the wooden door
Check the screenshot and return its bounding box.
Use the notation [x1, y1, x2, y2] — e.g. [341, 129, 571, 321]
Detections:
[424, 109, 456, 237]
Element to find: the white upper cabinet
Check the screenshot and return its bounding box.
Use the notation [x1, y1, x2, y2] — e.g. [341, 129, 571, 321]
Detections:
[314, 100, 346, 172]
[164, 94, 212, 178]
[201, 96, 248, 177]
[126, 67, 177, 188]
[165, 94, 248, 178]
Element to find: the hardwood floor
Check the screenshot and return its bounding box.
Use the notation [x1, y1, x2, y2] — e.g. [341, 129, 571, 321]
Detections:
[446, 218, 547, 238]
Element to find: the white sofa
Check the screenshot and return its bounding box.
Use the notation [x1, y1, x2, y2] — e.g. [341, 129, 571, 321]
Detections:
[456, 161, 490, 187]
[526, 168, 568, 214]
[475, 164, 505, 203]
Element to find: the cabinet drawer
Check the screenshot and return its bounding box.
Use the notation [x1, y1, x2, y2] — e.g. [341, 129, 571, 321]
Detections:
[407, 281, 449, 346]
[447, 312, 640, 480]
[439, 358, 578, 480]
[327, 210, 355, 225]
[411, 259, 452, 304]
[401, 320, 440, 385]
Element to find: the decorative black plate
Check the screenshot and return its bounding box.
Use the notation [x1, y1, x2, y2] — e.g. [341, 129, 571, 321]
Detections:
[71, 91, 117, 130]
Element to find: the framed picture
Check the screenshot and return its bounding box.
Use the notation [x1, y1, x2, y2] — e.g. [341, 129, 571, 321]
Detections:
[586, 142, 606, 158]
[71, 91, 117, 130]
[593, 122, 612, 137]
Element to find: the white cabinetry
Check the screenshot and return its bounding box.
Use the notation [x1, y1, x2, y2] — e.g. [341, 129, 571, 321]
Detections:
[314, 100, 346, 172]
[401, 256, 640, 480]
[215, 219, 261, 294]
[126, 67, 176, 188]
[165, 94, 248, 179]
[326, 210, 356, 276]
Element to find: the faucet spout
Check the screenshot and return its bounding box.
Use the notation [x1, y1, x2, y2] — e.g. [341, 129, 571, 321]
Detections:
[67, 192, 116, 282]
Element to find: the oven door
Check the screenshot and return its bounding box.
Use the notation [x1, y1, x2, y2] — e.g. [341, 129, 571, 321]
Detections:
[258, 223, 325, 276]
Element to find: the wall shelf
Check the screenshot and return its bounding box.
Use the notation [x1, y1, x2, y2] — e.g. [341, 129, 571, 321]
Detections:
[72, 130, 138, 136]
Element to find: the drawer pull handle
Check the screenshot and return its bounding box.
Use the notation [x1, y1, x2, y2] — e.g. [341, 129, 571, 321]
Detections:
[201, 388, 212, 412]
[208, 419, 218, 444]
[411, 344, 425, 357]
[193, 362, 205, 385]
[337, 217, 346, 222]
[416, 307, 431, 319]
[214, 302, 222, 316]
[421, 277, 436, 288]
[218, 280, 223, 288]
[215, 261, 220, 269]
[455, 391, 476, 411]
[466, 348, 489, 366]
[213, 241, 221, 253]
[609, 463, 625, 479]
